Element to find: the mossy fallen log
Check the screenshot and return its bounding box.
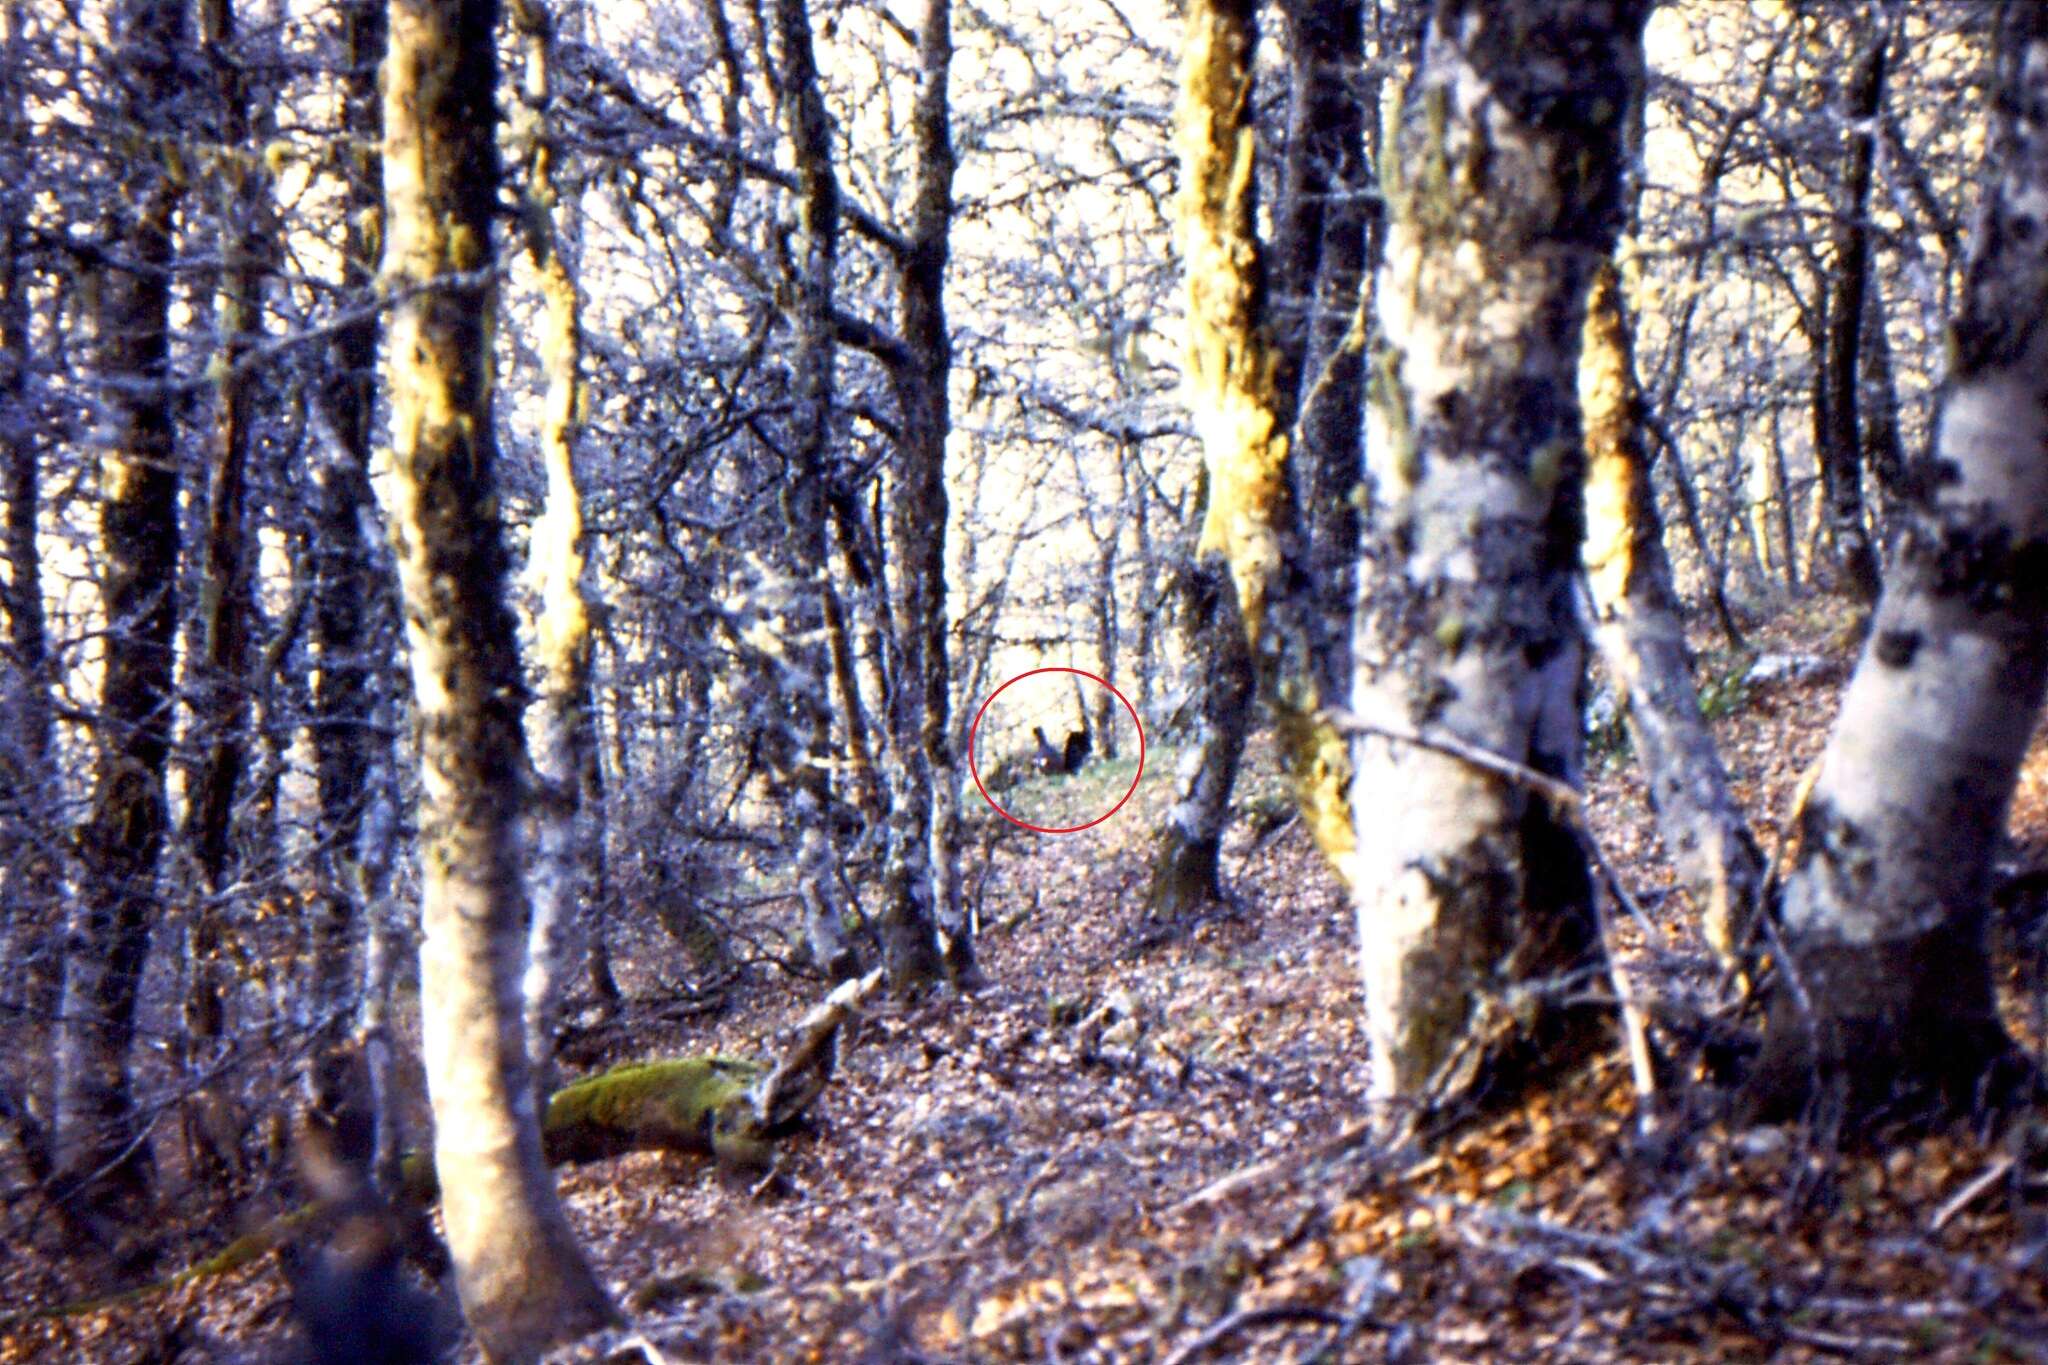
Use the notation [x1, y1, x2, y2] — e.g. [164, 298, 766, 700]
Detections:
[7, 969, 886, 1325]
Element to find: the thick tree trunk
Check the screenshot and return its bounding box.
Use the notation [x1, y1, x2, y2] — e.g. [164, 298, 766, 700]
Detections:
[1815, 26, 1885, 603]
[878, 0, 959, 991]
[1350, 0, 1646, 1113]
[53, 0, 186, 1212]
[1173, 0, 1354, 880]
[1749, 5, 2048, 1123]
[509, 0, 607, 1094]
[378, 1, 618, 1357]
[1581, 263, 1764, 968]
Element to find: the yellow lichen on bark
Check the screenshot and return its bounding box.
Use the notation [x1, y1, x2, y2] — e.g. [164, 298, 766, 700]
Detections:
[1579, 262, 1640, 608]
[1175, 0, 1288, 646]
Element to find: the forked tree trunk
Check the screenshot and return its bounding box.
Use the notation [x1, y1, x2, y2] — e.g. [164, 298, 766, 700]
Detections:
[1172, 0, 1354, 882]
[1350, 0, 1646, 1113]
[53, 0, 186, 1213]
[378, 0, 618, 1356]
[1581, 263, 1765, 968]
[1748, 5, 2048, 1123]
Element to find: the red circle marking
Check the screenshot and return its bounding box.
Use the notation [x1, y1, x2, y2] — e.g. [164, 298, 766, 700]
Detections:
[968, 667, 1146, 835]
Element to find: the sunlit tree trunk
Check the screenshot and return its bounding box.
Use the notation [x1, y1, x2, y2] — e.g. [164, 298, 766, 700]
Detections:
[1582, 263, 1764, 967]
[1351, 0, 1646, 1113]
[1173, 0, 1354, 883]
[378, 0, 617, 1354]
[508, 0, 609, 1093]
[53, 0, 186, 1213]
[1749, 5, 2048, 1122]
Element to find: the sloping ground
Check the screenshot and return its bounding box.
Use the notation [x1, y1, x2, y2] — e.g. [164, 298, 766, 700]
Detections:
[12, 603, 2048, 1362]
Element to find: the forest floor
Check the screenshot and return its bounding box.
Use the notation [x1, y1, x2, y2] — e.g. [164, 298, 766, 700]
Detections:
[12, 597, 2048, 1362]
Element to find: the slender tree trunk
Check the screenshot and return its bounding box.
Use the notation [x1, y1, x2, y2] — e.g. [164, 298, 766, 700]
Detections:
[309, 0, 390, 1088]
[1747, 5, 2048, 1123]
[1351, 0, 1647, 1114]
[878, 0, 958, 990]
[1146, 481, 1255, 921]
[1815, 26, 1885, 603]
[53, 0, 187, 1213]
[0, 0, 56, 1145]
[1279, 0, 1371, 706]
[378, 1, 618, 1355]
[1173, 0, 1354, 881]
[181, 0, 269, 1182]
[509, 0, 608, 1093]
[769, 0, 859, 983]
[1582, 263, 1764, 967]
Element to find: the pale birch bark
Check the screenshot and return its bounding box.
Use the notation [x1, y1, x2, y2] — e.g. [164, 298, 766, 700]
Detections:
[379, 0, 617, 1355]
[509, 0, 604, 1095]
[1581, 263, 1765, 968]
[1351, 0, 1647, 1111]
[1751, 4, 2048, 1119]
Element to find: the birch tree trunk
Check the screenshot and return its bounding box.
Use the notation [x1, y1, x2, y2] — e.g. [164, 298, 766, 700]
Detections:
[378, 0, 617, 1355]
[1350, 0, 1647, 1113]
[509, 0, 606, 1095]
[1748, 3, 2048, 1122]
[53, 0, 186, 1212]
[1581, 262, 1764, 968]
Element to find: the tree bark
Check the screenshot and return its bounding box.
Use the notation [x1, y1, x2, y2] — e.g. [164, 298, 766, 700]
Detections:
[769, 0, 859, 984]
[1277, 0, 1372, 706]
[378, 0, 618, 1356]
[508, 0, 608, 1096]
[878, 0, 959, 990]
[309, 0, 391, 1086]
[53, 0, 186, 1212]
[1351, 0, 1647, 1113]
[1173, 0, 1355, 881]
[1748, 4, 2048, 1124]
[1581, 263, 1765, 967]
[1146, 497, 1254, 922]
[1815, 24, 1885, 603]
[181, 0, 269, 1181]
